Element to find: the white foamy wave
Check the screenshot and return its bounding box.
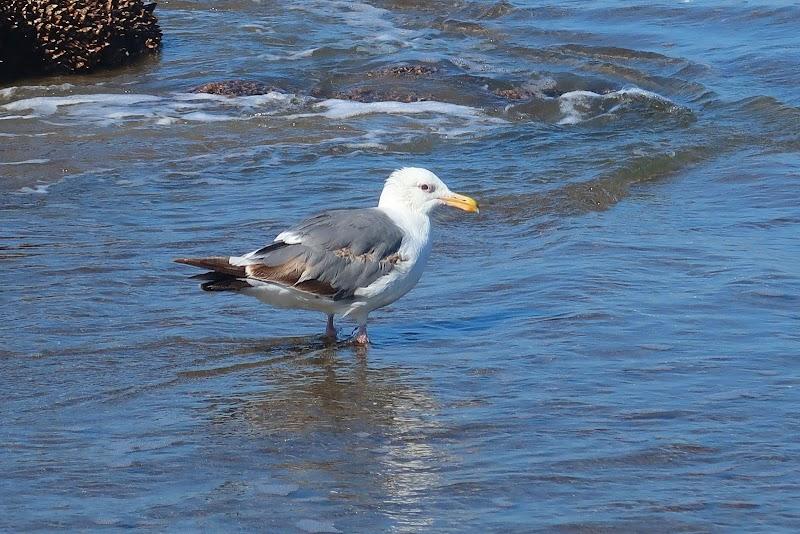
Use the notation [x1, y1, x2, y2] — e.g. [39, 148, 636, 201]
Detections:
[0, 83, 74, 100]
[258, 47, 318, 61]
[308, 99, 483, 120]
[181, 111, 239, 122]
[0, 114, 36, 120]
[284, 99, 506, 143]
[296, 0, 422, 51]
[0, 159, 50, 166]
[3, 94, 162, 116]
[17, 184, 52, 194]
[0, 132, 55, 137]
[557, 91, 601, 125]
[557, 87, 680, 125]
[0, 91, 306, 126]
[174, 90, 304, 108]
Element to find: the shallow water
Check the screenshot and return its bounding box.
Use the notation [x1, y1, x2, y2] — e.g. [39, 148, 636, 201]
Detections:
[2, 0, 799, 531]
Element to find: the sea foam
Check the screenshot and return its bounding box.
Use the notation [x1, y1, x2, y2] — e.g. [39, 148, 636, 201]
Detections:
[2, 94, 162, 115]
[312, 98, 482, 120]
[0, 91, 304, 126]
[557, 87, 680, 125]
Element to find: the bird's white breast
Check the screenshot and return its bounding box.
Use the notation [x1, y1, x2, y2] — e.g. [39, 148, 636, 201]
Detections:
[347, 207, 432, 314]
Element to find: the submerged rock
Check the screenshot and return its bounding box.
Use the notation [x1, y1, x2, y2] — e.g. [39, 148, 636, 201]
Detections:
[312, 86, 432, 104]
[311, 62, 475, 104]
[366, 63, 439, 78]
[0, 0, 161, 81]
[192, 80, 278, 97]
[493, 87, 535, 100]
[434, 18, 492, 36]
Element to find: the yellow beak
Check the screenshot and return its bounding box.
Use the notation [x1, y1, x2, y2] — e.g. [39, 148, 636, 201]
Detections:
[442, 192, 480, 213]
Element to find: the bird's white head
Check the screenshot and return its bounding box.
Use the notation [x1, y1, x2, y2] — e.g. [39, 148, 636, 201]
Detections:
[378, 167, 479, 216]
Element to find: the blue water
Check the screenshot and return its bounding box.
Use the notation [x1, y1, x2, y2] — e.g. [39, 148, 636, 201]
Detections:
[1, 1, 799, 531]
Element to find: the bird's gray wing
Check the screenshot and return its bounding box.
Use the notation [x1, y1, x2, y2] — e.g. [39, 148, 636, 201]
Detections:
[239, 208, 405, 300]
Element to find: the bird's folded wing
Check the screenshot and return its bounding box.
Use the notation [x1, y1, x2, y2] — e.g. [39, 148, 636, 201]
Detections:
[235, 208, 405, 300]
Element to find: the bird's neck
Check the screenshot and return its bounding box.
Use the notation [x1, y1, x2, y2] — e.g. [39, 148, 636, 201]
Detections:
[378, 205, 431, 247]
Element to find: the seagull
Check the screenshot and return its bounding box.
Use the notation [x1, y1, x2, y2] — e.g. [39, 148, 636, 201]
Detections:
[175, 167, 478, 344]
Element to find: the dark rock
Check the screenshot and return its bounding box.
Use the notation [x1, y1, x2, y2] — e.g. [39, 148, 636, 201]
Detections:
[0, 15, 38, 80]
[0, 0, 161, 82]
[366, 63, 439, 78]
[493, 87, 535, 100]
[323, 86, 431, 104]
[192, 80, 278, 97]
[434, 19, 492, 36]
[310, 62, 454, 103]
[477, 1, 515, 19]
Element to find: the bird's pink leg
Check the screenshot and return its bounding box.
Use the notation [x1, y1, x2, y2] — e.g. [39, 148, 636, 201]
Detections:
[325, 314, 336, 339]
[354, 323, 369, 345]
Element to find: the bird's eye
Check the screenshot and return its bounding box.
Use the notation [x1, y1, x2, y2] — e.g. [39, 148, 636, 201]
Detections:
[420, 184, 433, 192]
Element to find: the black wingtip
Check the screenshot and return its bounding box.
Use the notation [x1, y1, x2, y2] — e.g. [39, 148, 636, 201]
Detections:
[201, 279, 251, 291]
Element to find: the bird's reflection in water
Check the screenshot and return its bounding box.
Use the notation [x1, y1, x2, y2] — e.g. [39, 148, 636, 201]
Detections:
[190, 335, 444, 530]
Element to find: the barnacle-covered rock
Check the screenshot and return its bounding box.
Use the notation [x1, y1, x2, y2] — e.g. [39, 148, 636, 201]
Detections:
[0, 13, 37, 80]
[366, 63, 439, 78]
[192, 80, 278, 97]
[311, 86, 432, 104]
[0, 0, 161, 81]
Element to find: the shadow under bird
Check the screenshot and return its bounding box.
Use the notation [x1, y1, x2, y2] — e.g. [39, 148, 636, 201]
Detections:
[175, 167, 479, 344]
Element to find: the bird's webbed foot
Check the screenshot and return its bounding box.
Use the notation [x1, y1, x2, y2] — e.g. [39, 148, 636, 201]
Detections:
[352, 324, 369, 345]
